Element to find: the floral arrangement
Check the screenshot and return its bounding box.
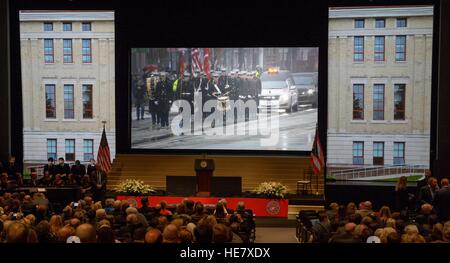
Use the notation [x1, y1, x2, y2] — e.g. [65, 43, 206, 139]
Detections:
[114, 179, 155, 195]
[253, 181, 287, 199]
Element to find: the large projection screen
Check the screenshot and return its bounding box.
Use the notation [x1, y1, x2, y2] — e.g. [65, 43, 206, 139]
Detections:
[130, 47, 319, 151]
[326, 6, 433, 181]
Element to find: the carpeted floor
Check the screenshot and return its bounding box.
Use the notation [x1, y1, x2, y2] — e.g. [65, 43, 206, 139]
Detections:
[254, 227, 298, 243]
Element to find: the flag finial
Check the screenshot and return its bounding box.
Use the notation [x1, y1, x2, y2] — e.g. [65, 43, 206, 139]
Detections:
[102, 121, 107, 130]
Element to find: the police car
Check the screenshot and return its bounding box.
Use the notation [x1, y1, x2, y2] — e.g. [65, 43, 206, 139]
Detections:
[293, 72, 318, 108]
[259, 68, 298, 113]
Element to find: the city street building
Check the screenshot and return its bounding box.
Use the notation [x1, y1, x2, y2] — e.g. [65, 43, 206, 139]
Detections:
[327, 6, 433, 172]
[20, 11, 115, 166]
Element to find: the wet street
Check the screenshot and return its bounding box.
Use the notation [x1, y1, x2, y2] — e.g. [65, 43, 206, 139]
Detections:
[131, 105, 317, 151]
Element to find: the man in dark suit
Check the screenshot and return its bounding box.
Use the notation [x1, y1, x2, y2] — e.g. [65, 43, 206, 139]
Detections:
[4, 156, 23, 187]
[25, 171, 39, 187]
[418, 177, 439, 207]
[71, 160, 86, 185]
[54, 157, 71, 182]
[92, 170, 107, 202]
[43, 157, 56, 178]
[433, 178, 450, 222]
[87, 159, 97, 177]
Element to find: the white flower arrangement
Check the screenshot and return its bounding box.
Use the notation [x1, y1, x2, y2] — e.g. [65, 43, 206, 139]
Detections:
[115, 179, 155, 195]
[253, 181, 288, 199]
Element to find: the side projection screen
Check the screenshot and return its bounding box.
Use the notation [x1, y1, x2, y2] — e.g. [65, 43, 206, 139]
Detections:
[130, 48, 319, 151]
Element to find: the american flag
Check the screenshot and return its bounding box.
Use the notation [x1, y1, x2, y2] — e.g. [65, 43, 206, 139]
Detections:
[310, 126, 325, 176]
[203, 48, 211, 80]
[97, 126, 111, 173]
[191, 48, 202, 74]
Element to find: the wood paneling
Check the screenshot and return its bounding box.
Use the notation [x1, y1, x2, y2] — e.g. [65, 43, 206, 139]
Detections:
[107, 154, 324, 194]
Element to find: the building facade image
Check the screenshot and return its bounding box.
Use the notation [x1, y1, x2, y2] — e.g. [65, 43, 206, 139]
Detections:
[327, 6, 433, 176]
[20, 11, 116, 167]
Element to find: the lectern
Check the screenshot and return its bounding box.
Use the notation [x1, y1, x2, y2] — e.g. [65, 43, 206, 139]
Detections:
[194, 159, 215, 197]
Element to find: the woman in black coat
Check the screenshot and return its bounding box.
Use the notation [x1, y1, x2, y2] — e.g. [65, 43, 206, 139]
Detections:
[395, 176, 410, 212]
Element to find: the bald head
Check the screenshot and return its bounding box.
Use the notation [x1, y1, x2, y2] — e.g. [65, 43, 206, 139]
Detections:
[76, 224, 97, 243]
[57, 226, 75, 242]
[162, 224, 179, 243]
[69, 218, 81, 229]
[126, 214, 138, 225]
[96, 209, 106, 220]
[145, 228, 162, 243]
[344, 223, 357, 233]
[6, 222, 29, 243]
[126, 207, 138, 215]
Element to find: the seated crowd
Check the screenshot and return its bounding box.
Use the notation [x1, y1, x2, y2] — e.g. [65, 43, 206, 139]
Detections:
[0, 192, 255, 243]
[310, 199, 450, 243]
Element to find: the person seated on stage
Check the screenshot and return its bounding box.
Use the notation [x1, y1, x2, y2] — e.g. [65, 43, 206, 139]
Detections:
[80, 175, 93, 197]
[25, 171, 39, 187]
[0, 172, 8, 190]
[53, 174, 65, 187]
[4, 156, 23, 188]
[66, 174, 79, 186]
[87, 159, 97, 177]
[43, 157, 56, 178]
[54, 157, 71, 183]
[38, 171, 53, 186]
[71, 160, 86, 185]
[159, 200, 173, 217]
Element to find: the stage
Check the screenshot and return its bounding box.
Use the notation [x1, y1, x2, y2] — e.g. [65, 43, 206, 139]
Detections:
[116, 194, 325, 218]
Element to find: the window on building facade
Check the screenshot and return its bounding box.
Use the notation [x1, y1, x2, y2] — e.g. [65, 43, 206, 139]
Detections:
[374, 36, 385, 61]
[82, 39, 92, 63]
[63, 22, 72, 31]
[354, 19, 365, 28]
[43, 22, 53, 31]
[64, 84, 74, 119]
[393, 142, 405, 165]
[395, 35, 406, 61]
[353, 84, 364, 120]
[65, 139, 75, 162]
[47, 139, 57, 160]
[44, 39, 54, 63]
[83, 139, 94, 161]
[63, 39, 73, 63]
[82, 22, 92, 31]
[397, 18, 407, 28]
[45, 84, 56, 118]
[82, 84, 93, 119]
[394, 84, 406, 120]
[375, 18, 385, 28]
[353, 142, 364, 165]
[373, 142, 384, 165]
[354, 36, 364, 62]
[373, 84, 385, 120]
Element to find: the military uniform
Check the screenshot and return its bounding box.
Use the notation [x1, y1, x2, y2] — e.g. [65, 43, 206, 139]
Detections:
[156, 74, 171, 127]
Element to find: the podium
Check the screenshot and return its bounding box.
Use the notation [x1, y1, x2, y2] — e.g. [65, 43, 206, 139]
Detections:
[194, 159, 215, 197]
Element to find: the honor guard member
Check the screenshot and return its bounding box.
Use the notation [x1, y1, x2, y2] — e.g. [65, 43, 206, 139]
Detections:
[181, 72, 194, 113]
[253, 71, 262, 107]
[156, 72, 171, 128]
[228, 70, 239, 101]
[134, 79, 147, 120]
[148, 72, 159, 126]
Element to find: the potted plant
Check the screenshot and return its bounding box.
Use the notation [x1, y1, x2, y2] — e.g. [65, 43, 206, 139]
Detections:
[253, 181, 288, 199]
